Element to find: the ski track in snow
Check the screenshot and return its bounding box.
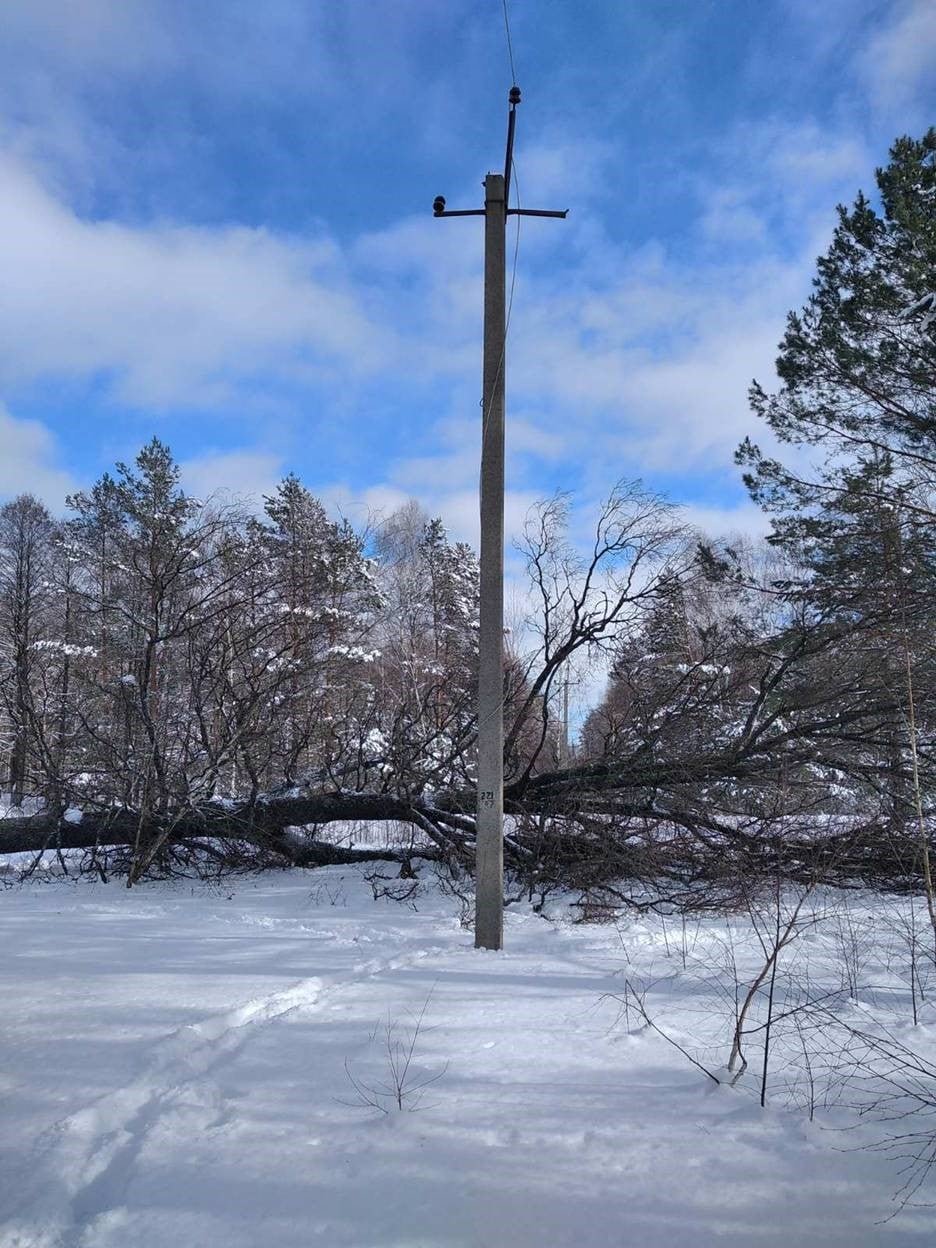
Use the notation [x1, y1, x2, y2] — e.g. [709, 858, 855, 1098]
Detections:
[4, 877, 935, 1246]
[4, 945, 430, 1248]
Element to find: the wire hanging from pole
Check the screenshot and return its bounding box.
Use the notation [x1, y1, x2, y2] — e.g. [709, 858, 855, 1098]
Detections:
[502, 0, 518, 86]
[500, 0, 521, 345]
[505, 158, 521, 348]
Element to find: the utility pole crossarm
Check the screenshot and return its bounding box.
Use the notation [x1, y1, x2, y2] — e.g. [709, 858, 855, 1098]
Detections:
[508, 208, 569, 218]
[433, 202, 485, 217]
[432, 86, 567, 951]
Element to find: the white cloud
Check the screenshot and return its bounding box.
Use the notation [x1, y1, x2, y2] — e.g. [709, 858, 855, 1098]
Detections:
[0, 0, 483, 211]
[511, 134, 611, 208]
[502, 249, 809, 476]
[860, 0, 936, 117]
[0, 108, 846, 549]
[317, 482, 413, 533]
[301, 110, 862, 557]
[764, 124, 870, 191]
[0, 155, 393, 409]
[0, 407, 75, 507]
[179, 448, 286, 509]
[1, 1, 173, 73]
[699, 190, 767, 245]
[681, 500, 772, 543]
[0, 4, 917, 563]
[432, 488, 543, 551]
[320, 472, 541, 553]
[508, 417, 567, 462]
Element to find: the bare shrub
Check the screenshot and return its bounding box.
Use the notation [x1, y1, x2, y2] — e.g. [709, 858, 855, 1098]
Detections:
[341, 993, 447, 1114]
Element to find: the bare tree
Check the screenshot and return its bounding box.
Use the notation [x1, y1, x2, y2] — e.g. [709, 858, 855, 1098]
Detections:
[505, 482, 688, 786]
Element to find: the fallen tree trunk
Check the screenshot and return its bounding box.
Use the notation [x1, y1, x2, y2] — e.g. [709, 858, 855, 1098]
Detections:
[0, 793, 459, 869]
[2, 754, 932, 893]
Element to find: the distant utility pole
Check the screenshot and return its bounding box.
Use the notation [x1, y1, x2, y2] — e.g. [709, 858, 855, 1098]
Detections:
[434, 87, 567, 950]
[559, 670, 570, 769]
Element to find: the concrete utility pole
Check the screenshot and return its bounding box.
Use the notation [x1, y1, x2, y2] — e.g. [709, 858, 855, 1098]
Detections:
[434, 87, 567, 950]
[475, 168, 508, 953]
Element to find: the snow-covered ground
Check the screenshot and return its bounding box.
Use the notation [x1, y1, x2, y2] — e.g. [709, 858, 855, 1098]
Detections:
[1, 868, 935, 1246]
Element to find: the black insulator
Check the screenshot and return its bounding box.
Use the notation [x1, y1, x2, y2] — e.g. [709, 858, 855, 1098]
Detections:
[508, 86, 521, 105]
[433, 195, 446, 215]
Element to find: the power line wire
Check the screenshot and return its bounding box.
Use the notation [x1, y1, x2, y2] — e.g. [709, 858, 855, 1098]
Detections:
[500, 0, 521, 338]
[505, 159, 521, 345]
[502, 0, 518, 86]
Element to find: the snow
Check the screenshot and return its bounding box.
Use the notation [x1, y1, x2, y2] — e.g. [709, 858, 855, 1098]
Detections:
[0, 872, 934, 1246]
[31, 642, 97, 658]
[327, 644, 380, 663]
[0, 793, 43, 820]
[906, 291, 935, 332]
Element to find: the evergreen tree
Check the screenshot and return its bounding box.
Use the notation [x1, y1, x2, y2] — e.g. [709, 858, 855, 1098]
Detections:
[249, 474, 381, 786]
[738, 128, 936, 527]
[371, 506, 479, 793]
[0, 496, 56, 807]
[738, 129, 936, 832]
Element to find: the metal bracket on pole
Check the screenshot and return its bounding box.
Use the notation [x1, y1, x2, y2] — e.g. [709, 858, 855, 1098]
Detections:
[433, 198, 484, 217]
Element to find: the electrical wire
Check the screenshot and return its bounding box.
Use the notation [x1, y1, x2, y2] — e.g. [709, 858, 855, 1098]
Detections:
[501, 0, 522, 351]
[502, 0, 518, 86]
[505, 157, 521, 347]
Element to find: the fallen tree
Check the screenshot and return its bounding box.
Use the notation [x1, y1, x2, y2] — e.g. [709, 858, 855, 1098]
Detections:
[2, 476, 932, 898]
[2, 752, 932, 902]
[0, 793, 457, 876]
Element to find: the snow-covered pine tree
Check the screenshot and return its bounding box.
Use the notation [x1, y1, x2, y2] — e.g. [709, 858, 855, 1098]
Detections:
[370, 505, 479, 794]
[249, 474, 382, 788]
[0, 495, 56, 808]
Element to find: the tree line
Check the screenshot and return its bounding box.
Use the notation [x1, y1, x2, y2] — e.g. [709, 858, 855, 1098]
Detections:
[1, 128, 933, 905]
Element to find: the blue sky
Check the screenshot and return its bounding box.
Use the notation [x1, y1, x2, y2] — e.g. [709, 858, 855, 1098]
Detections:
[0, 0, 933, 546]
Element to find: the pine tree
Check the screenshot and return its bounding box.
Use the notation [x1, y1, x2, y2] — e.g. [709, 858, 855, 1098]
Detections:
[0, 496, 55, 807]
[738, 128, 936, 525]
[738, 129, 936, 833]
[250, 474, 381, 785]
[370, 506, 479, 793]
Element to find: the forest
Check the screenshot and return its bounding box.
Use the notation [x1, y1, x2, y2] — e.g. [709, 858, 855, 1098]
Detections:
[1, 130, 934, 921]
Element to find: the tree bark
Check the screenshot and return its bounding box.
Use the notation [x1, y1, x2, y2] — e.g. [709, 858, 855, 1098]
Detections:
[0, 794, 450, 867]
